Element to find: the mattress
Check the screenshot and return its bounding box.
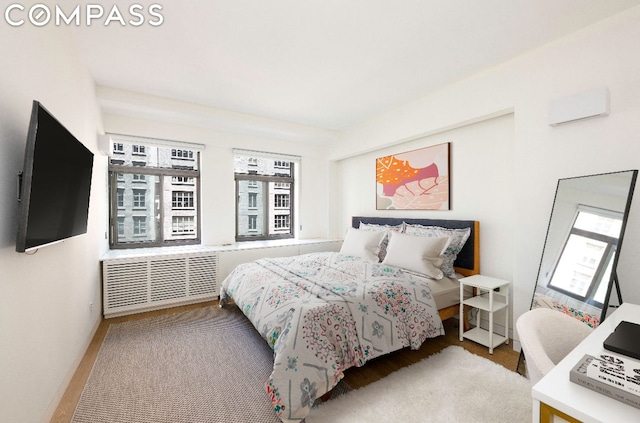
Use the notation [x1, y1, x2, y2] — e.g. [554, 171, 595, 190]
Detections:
[429, 274, 472, 310]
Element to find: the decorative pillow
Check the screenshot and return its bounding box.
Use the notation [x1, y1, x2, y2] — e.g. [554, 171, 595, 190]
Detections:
[340, 227, 387, 262]
[358, 222, 404, 261]
[382, 231, 451, 279]
[404, 224, 471, 277]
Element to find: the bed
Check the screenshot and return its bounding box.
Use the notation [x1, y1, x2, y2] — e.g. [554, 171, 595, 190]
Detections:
[220, 217, 479, 422]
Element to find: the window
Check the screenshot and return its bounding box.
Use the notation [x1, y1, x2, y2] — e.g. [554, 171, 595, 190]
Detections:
[274, 214, 290, 230]
[172, 176, 194, 185]
[172, 191, 194, 209]
[172, 216, 195, 234]
[117, 217, 125, 236]
[113, 143, 124, 154]
[274, 161, 290, 169]
[171, 149, 194, 160]
[133, 216, 147, 235]
[274, 193, 289, 208]
[548, 207, 623, 305]
[248, 192, 257, 208]
[108, 135, 202, 248]
[116, 188, 124, 208]
[133, 189, 146, 208]
[234, 150, 298, 241]
[132, 145, 146, 155]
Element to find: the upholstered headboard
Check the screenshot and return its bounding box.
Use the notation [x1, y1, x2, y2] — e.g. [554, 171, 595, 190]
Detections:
[351, 216, 480, 276]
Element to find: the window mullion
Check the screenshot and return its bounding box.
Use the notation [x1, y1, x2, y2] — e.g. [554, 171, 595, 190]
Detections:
[265, 180, 270, 237]
[157, 175, 164, 245]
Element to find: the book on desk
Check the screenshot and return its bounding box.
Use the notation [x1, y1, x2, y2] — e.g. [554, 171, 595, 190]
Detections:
[570, 353, 640, 409]
[569, 321, 640, 411]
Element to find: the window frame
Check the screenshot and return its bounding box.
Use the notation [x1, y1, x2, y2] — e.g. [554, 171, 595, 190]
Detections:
[234, 155, 296, 242]
[108, 136, 203, 249]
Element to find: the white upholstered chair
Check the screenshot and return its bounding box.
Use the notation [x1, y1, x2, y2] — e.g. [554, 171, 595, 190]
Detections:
[516, 307, 593, 384]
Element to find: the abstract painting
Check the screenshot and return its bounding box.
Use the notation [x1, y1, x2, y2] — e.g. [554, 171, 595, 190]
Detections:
[376, 142, 450, 210]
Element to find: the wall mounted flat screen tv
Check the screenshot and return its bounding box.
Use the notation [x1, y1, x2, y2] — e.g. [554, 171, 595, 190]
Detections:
[16, 101, 94, 253]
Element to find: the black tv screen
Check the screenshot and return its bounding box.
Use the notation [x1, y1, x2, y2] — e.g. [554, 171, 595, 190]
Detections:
[16, 101, 94, 253]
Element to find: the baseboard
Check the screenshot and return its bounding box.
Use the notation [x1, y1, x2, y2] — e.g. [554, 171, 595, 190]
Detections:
[45, 316, 102, 423]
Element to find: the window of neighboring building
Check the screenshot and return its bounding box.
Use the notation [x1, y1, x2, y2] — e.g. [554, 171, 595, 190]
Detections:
[172, 176, 194, 185]
[274, 214, 290, 230]
[248, 192, 257, 208]
[117, 217, 125, 236]
[172, 191, 194, 209]
[133, 189, 146, 208]
[108, 135, 203, 248]
[172, 216, 195, 234]
[274, 193, 289, 208]
[248, 215, 257, 231]
[133, 216, 147, 235]
[171, 149, 194, 160]
[233, 150, 298, 241]
[116, 188, 124, 208]
[113, 143, 124, 154]
[132, 145, 146, 155]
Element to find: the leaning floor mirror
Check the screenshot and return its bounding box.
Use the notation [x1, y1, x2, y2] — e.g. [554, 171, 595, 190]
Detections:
[517, 169, 638, 375]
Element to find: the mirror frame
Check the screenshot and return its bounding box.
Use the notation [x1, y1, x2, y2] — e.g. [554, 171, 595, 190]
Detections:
[517, 169, 638, 376]
[598, 170, 638, 321]
[530, 170, 637, 323]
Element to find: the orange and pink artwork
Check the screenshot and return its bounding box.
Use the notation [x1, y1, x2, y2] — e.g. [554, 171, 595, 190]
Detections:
[376, 142, 450, 210]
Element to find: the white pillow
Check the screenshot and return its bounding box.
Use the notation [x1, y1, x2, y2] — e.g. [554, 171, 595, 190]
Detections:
[404, 224, 471, 277]
[340, 227, 387, 262]
[382, 231, 451, 279]
[358, 222, 404, 261]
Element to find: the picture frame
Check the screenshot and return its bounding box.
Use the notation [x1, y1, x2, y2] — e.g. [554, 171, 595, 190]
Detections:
[376, 142, 450, 210]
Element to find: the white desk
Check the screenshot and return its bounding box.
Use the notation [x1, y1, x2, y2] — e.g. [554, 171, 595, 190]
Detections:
[532, 303, 640, 422]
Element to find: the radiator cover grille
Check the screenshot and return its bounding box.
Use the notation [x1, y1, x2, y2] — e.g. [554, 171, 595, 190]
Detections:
[103, 251, 218, 317]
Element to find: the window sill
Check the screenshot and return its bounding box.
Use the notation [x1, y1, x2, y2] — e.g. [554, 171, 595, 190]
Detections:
[101, 238, 342, 261]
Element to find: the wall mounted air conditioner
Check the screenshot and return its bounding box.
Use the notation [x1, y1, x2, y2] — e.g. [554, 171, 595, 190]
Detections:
[548, 88, 609, 126]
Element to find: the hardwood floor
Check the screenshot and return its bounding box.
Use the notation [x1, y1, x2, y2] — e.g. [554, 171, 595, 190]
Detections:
[342, 317, 520, 389]
[50, 301, 520, 423]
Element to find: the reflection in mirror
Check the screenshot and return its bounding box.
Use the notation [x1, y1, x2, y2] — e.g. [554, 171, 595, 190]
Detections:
[530, 170, 638, 328]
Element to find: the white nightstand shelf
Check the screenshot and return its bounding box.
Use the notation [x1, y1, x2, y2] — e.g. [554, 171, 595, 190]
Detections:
[459, 274, 510, 354]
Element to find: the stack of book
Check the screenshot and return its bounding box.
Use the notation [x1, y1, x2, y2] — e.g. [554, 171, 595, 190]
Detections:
[570, 320, 640, 409]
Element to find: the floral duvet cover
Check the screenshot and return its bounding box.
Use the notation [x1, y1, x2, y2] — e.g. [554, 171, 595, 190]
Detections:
[219, 252, 444, 422]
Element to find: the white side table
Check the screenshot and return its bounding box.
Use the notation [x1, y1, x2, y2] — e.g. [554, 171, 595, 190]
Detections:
[459, 274, 510, 354]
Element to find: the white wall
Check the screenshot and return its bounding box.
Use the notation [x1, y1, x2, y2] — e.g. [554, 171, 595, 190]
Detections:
[335, 6, 640, 341]
[337, 114, 515, 329]
[0, 26, 107, 423]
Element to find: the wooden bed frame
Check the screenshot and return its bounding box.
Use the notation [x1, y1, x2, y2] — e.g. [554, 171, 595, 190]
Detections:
[351, 216, 480, 323]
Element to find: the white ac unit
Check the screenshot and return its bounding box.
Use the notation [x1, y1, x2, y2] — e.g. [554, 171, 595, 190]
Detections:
[103, 251, 219, 318]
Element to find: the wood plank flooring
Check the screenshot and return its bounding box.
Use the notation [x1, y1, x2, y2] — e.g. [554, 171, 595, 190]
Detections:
[50, 301, 520, 423]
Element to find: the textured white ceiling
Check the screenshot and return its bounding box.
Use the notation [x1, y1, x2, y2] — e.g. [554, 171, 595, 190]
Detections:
[72, 0, 640, 131]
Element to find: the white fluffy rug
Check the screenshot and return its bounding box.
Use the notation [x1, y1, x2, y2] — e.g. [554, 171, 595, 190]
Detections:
[307, 346, 532, 423]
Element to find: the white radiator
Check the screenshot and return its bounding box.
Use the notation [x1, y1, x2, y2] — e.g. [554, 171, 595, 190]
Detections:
[103, 251, 219, 318]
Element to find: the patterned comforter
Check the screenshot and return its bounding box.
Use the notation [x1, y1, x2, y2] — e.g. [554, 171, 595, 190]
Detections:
[219, 252, 444, 422]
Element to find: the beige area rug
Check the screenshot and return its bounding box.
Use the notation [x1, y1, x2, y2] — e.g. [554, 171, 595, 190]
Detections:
[307, 345, 533, 423]
[72, 305, 288, 423]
